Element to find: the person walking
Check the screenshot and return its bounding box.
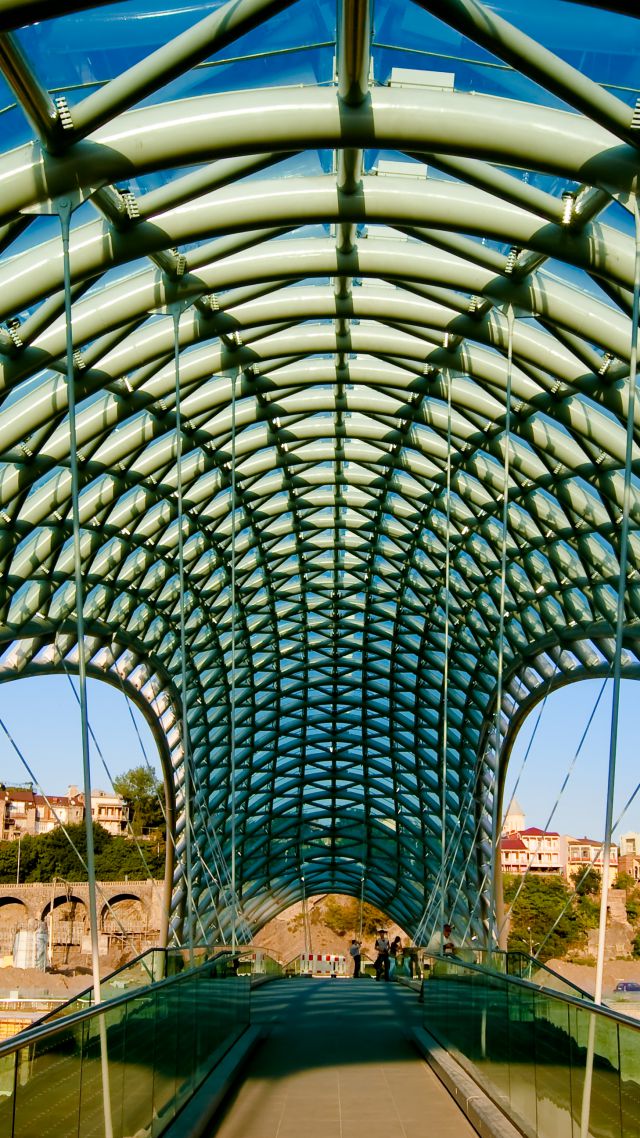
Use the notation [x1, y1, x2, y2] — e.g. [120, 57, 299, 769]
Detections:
[374, 929, 390, 981]
[389, 935, 402, 979]
[349, 938, 362, 978]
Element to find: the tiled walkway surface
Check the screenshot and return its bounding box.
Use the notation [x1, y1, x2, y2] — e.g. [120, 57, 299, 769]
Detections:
[210, 980, 477, 1138]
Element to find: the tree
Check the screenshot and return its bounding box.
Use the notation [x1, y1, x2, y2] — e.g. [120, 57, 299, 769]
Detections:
[112, 765, 165, 835]
[504, 873, 586, 961]
[15, 822, 111, 882]
[571, 866, 601, 896]
[309, 895, 395, 938]
[0, 840, 19, 882]
[0, 823, 165, 882]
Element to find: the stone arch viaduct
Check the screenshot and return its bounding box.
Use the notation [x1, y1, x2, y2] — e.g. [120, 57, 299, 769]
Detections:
[0, 881, 164, 956]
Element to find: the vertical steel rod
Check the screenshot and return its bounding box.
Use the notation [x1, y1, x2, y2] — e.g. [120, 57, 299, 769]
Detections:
[440, 368, 453, 936]
[230, 368, 238, 949]
[60, 199, 113, 1138]
[489, 304, 514, 949]
[173, 307, 195, 966]
[580, 190, 640, 1138]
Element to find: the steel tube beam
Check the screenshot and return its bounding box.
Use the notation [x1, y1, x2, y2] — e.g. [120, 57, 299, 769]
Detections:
[6, 240, 630, 387]
[137, 152, 297, 221]
[409, 150, 566, 225]
[335, 0, 370, 346]
[0, 0, 118, 31]
[53, 316, 596, 414]
[3, 179, 637, 326]
[2, 89, 638, 225]
[67, 0, 298, 141]
[0, 31, 60, 148]
[411, 0, 638, 147]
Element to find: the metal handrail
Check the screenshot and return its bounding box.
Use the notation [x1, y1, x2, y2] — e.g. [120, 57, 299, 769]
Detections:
[428, 953, 640, 1030]
[0, 948, 239, 1059]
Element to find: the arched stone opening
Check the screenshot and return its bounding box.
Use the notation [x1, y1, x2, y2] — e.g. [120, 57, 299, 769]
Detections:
[0, 898, 29, 956]
[100, 894, 149, 964]
[40, 895, 87, 965]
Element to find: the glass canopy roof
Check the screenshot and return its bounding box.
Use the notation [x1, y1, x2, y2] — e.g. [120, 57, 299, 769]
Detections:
[0, 0, 637, 944]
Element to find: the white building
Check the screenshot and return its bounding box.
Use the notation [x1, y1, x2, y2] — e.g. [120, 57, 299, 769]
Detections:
[620, 832, 640, 857]
[68, 786, 129, 837]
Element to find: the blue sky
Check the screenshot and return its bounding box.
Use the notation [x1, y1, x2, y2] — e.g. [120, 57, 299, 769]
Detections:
[0, 674, 162, 795]
[503, 679, 639, 842]
[0, 673, 637, 844]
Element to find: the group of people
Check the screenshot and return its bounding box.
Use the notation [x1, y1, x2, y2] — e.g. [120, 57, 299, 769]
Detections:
[348, 929, 405, 980]
[348, 922, 457, 980]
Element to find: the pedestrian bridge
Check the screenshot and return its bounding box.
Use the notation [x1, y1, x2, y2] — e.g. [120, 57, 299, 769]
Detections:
[0, 0, 638, 1134]
[0, 947, 637, 1138]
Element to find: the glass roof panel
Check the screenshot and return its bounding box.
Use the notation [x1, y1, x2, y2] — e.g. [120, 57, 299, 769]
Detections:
[0, 0, 637, 943]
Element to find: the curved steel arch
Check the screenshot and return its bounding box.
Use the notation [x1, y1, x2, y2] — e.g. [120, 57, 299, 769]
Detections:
[0, 0, 637, 942]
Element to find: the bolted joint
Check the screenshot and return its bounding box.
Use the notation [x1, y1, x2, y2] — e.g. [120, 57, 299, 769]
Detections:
[598, 352, 615, 377]
[54, 95, 74, 131]
[6, 317, 23, 349]
[121, 189, 140, 220]
[504, 247, 521, 275]
[561, 191, 576, 227]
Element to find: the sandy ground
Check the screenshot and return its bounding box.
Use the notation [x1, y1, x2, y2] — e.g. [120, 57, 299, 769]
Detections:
[252, 899, 408, 967]
[0, 963, 103, 998]
[545, 957, 640, 996]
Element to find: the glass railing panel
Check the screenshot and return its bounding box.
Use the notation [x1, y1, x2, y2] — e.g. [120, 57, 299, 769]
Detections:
[506, 981, 537, 1135]
[173, 969, 198, 1110]
[99, 947, 166, 1000]
[37, 944, 227, 1030]
[37, 947, 168, 1027]
[12, 1018, 83, 1138]
[619, 1016, 640, 1138]
[0, 1049, 16, 1133]
[424, 956, 640, 1138]
[530, 989, 572, 1138]
[76, 1004, 125, 1138]
[485, 972, 512, 1105]
[570, 1006, 622, 1138]
[111, 991, 157, 1138]
[0, 955, 252, 1138]
[236, 948, 282, 977]
[193, 973, 241, 1083]
[150, 983, 180, 1136]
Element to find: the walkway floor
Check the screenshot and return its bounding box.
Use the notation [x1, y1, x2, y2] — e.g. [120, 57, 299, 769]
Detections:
[209, 979, 478, 1138]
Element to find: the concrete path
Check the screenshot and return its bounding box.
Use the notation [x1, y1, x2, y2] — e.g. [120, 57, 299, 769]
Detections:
[209, 979, 478, 1138]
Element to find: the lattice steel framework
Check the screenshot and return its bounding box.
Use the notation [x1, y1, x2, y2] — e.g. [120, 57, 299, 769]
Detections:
[0, 0, 637, 942]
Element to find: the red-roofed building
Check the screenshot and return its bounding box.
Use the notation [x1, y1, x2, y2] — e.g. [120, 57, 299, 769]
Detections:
[500, 826, 563, 874]
[1, 784, 88, 839]
[500, 834, 529, 875]
[564, 835, 618, 883]
[499, 805, 619, 881]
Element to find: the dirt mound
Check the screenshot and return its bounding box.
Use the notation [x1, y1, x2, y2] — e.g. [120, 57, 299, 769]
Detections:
[0, 964, 97, 998]
[545, 957, 640, 996]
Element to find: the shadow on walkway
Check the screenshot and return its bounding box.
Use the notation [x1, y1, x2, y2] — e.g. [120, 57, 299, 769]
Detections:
[210, 980, 476, 1138]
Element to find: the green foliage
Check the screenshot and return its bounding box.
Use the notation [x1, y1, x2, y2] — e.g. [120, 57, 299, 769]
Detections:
[575, 892, 600, 929]
[0, 824, 165, 883]
[0, 839, 20, 881]
[504, 873, 586, 961]
[311, 895, 392, 937]
[112, 765, 164, 835]
[626, 896, 640, 923]
[633, 932, 640, 960]
[571, 867, 601, 896]
[616, 871, 636, 893]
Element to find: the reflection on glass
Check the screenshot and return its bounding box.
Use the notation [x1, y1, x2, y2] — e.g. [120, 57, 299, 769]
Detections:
[423, 958, 640, 1138]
